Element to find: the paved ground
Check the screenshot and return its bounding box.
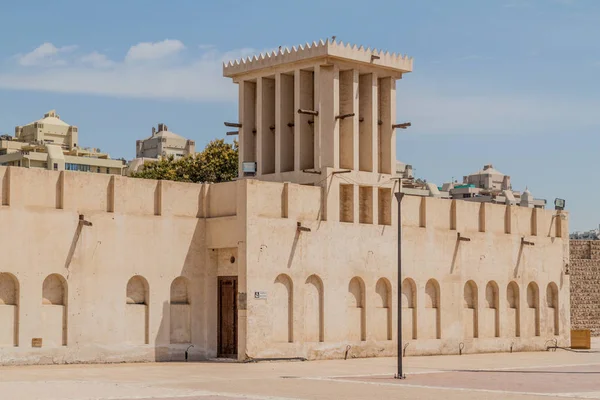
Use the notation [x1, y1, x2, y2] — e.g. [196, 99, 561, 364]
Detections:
[2, 342, 600, 400]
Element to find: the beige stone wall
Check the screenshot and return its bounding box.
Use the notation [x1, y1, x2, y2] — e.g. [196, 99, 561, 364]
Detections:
[570, 240, 600, 336]
[0, 166, 241, 365]
[242, 180, 570, 360]
[0, 166, 570, 365]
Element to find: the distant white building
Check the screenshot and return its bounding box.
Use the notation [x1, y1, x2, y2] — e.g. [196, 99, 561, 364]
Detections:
[441, 164, 546, 208]
[571, 226, 600, 240]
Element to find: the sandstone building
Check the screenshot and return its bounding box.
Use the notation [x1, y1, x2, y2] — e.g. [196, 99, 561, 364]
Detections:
[0, 110, 125, 175]
[0, 39, 570, 365]
[127, 123, 197, 175]
[135, 123, 196, 159]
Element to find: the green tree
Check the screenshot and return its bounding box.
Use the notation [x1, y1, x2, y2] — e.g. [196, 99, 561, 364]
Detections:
[131, 139, 238, 183]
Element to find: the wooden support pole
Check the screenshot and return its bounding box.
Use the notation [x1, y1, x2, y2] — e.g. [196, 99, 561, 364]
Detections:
[522, 237, 535, 246]
[392, 122, 412, 130]
[298, 109, 319, 116]
[457, 232, 471, 242]
[297, 222, 311, 232]
[336, 112, 355, 120]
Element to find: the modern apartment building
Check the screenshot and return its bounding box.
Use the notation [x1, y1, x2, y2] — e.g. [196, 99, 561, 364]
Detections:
[0, 110, 125, 175]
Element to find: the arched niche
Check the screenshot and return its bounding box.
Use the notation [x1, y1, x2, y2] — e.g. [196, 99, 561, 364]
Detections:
[401, 278, 416, 340]
[348, 277, 366, 341]
[41, 274, 67, 346]
[546, 282, 559, 336]
[424, 279, 441, 339]
[0, 273, 18, 347]
[273, 274, 293, 343]
[304, 275, 324, 342]
[126, 275, 149, 345]
[463, 280, 478, 339]
[376, 278, 393, 340]
[506, 281, 520, 337]
[484, 281, 499, 338]
[526, 282, 540, 337]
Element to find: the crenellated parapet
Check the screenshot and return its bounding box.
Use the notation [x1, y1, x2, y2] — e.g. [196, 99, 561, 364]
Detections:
[223, 39, 413, 77]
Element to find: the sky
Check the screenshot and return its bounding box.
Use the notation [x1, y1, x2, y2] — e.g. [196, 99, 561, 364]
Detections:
[0, 0, 599, 231]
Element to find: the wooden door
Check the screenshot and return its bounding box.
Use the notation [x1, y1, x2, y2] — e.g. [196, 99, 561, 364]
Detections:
[218, 276, 237, 358]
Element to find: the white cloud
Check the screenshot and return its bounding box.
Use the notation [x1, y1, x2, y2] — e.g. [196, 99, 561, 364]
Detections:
[125, 39, 185, 63]
[18, 42, 77, 66]
[0, 41, 261, 102]
[80, 52, 115, 68]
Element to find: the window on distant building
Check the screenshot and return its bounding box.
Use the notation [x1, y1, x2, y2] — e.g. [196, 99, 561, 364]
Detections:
[53, 163, 58, 171]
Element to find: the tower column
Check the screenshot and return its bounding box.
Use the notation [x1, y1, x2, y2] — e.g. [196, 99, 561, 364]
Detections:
[314, 64, 339, 170]
[295, 70, 316, 171]
[277, 72, 295, 174]
[358, 73, 378, 172]
[293, 70, 301, 172]
[339, 69, 359, 170]
[370, 75, 379, 174]
[275, 74, 282, 174]
[237, 83, 244, 176]
[257, 77, 276, 176]
[240, 80, 257, 176]
[256, 78, 264, 176]
[378, 76, 395, 175]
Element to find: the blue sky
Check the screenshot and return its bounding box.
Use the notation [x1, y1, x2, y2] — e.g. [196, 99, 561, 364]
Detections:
[0, 0, 599, 231]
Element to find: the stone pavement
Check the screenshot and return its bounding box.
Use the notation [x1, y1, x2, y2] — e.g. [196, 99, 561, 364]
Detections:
[1, 344, 600, 400]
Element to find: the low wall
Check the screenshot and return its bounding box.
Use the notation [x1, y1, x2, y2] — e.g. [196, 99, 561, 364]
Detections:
[2, 166, 238, 218]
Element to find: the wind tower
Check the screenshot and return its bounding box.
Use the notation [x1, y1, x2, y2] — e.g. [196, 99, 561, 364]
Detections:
[223, 39, 413, 222]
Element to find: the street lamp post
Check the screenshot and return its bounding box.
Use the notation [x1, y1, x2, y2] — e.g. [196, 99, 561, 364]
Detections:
[392, 121, 411, 379]
[394, 190, 406, 379]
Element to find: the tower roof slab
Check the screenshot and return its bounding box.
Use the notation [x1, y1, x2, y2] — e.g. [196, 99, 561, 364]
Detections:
[223, 39, 413, 79]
